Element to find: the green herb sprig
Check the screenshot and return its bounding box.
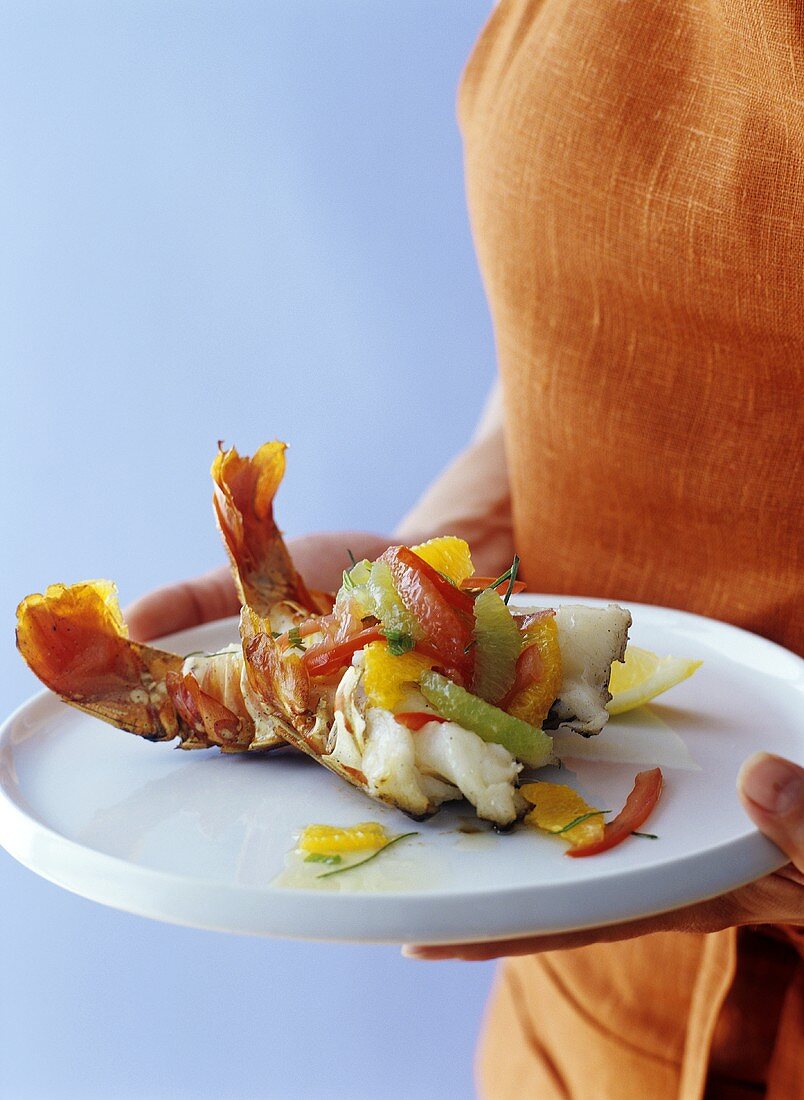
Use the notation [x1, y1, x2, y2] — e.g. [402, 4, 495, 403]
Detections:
[502, 554, 520, 605]
[555, 810, 609, 834]
[304, 853, 342, 865]
[286, 627, 306, 652]
[631, 831, 659, 839]
[317, 832, 419, 879]
[484, 554, 521, 605]
[383, 631, 415, 656]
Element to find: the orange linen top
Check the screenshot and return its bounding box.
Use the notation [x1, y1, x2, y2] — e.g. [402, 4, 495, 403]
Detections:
[458, 2, 804, 1098]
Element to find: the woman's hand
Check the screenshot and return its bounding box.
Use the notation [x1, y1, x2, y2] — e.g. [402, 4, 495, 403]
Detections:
[125, 565, 239, 642]
[403, 753, 804, 961]
[124, 532, 392, 641]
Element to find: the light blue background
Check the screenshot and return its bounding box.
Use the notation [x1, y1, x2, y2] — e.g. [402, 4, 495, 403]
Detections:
[1, 4, 500, 1098]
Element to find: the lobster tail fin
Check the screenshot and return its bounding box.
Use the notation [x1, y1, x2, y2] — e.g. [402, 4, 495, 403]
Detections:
[16, 580, 183, 741]
[211, 442, 327, 615]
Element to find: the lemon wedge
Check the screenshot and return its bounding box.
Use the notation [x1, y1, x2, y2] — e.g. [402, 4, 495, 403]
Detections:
[607, 645, 702, 715]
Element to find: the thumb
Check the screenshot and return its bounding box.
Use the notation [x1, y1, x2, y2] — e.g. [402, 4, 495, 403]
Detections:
[738, 753, 804, 874]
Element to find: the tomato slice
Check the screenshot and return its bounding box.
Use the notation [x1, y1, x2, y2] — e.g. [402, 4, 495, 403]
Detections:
[567, 768, 663, 858]
[395, 711, 447, 731]
[277, 616, 331, 649]
[392, 546, 475, 614]
[381, 546, 474, 673]
[503, 633, 545, 702]
[301, 627, 385, 678]
[406, 642, 465, 688]
[460, 577, 526, 596]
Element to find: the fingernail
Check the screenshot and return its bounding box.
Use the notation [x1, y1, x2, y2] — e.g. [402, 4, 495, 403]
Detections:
[739, 753, 801, 815]
[402, 945, 434, 960]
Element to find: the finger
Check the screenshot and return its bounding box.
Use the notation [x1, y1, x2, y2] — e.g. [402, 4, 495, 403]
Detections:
[401, 887, 765, 962]
[403, 911, 691, 961]
[776, 864, 804, 887]
[738, 753, 804, 874]
[287, 532, 391, 594]
[124, 567, 239, 642]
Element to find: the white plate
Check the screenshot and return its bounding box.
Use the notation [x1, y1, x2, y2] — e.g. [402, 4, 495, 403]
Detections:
[2, 597, 802, 943]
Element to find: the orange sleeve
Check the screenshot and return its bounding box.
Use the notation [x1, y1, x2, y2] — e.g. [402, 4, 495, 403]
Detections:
[778, 926, 804, 960]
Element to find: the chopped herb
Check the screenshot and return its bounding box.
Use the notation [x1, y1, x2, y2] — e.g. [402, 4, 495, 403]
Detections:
[342, 568, 356, 591]
[556, 810, 609, 834]
[631, 831, 659, 839]
[463, 638, 477, 654]
[347, 548, 357, 567]
[502, 554, 520, 605]
[304, 853, 342, 865]
[270, 631, 282, 639]
[287, 627, 306, 652]
[485, 566, 513, 592]
[383, 630, 415, 656]
[317, 832, 418, 878]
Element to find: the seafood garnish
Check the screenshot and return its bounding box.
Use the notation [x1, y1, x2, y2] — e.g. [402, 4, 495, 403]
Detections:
[16, 441, 636, 831]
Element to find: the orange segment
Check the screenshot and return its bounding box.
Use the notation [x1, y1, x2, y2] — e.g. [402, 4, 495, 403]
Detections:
[298, 822, 389, 854]
[410, 536, 474, 584]
[506, 614, 562, 727]
[362, 641, 434, 711]
[520, 781, 606, 846]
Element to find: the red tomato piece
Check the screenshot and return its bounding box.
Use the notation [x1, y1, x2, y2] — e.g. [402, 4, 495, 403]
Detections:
[380, 546, 475, 673]
[278, 616, 332, 648]
[395, 711, 448, 731]
[502, 639, 545, 704]
[395, 546, 475, 615]
[460, 577, 526, 596]
[567, 768, 664, 858]
[408, 642, 467, 689]
[301, 627, 385, 678]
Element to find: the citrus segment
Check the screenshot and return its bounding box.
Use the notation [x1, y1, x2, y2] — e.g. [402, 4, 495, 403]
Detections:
[520, 781, 605, 846]
[336, 558, 374, 618]
[367, 561, 420, 639]
[363, 641, 434, 711]
[608, 645, 702, 715]
[419, 670, 553, 767]
[506, 614, 562, 727]
[472, 587, 521, 703]
[298, 822, 389, 854]
[411, 536, 474, 584]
